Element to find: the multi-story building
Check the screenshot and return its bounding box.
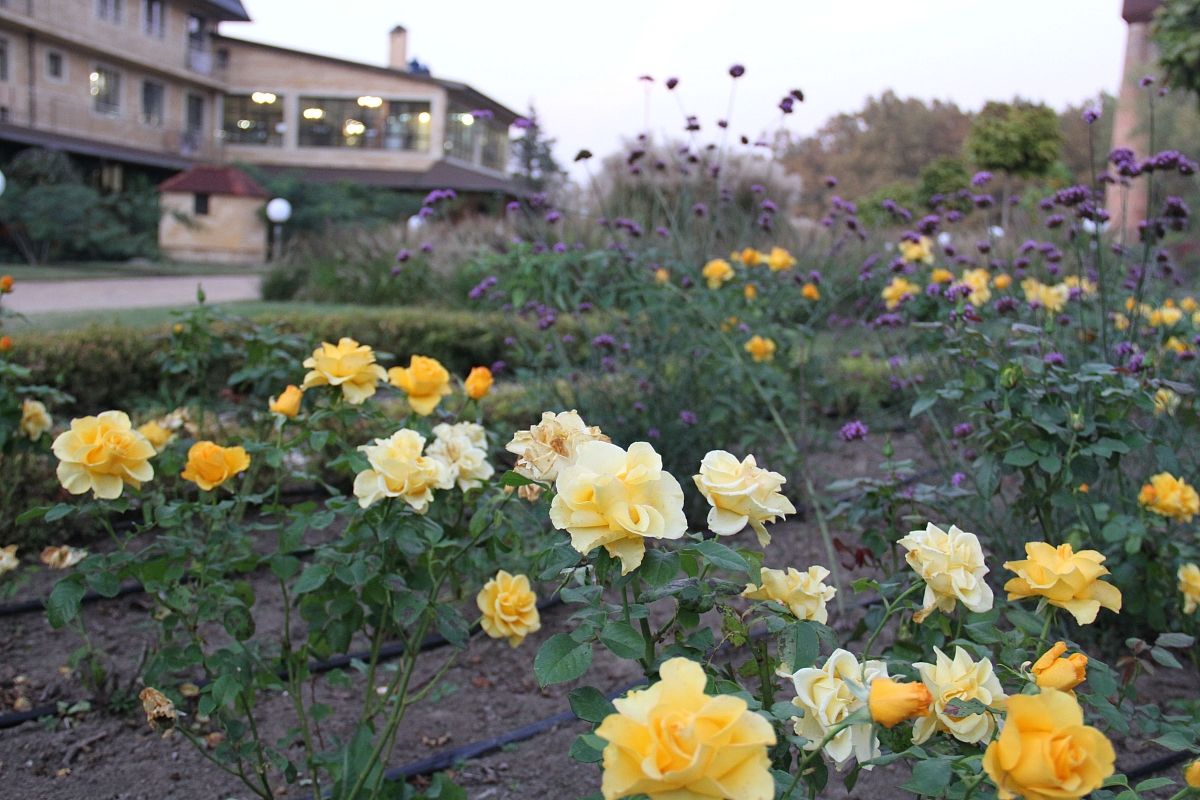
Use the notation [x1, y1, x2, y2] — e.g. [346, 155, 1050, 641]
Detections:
[0, 1, 517, 194]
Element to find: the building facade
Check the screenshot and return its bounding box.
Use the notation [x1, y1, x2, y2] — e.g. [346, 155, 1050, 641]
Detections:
[0, 1, 517, 193]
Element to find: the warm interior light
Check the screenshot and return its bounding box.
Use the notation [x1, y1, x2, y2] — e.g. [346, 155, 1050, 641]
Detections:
[251, 91, 277, 105]
[357, 95, 383, 109]
[343, 119, 366, 136]
[461, 113, 474, 126]
[236, 119, 253, 129]
[302, 107, 325, 120]
[417, 111, 431, 124]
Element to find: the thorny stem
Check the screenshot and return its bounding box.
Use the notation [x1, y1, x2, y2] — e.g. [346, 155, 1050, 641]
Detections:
[862, 582, 924, 660]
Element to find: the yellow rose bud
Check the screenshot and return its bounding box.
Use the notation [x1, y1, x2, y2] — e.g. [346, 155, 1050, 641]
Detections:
[1185, 759, 1200, 788]
[52, 411, 156, 499]
[0, 335, 13, 352]
[476, 570, 540, 647]
[743, 334, 776, 363]
[1139, 472, 1200, 522]
[983, 689, 1115, 800]
[0, 274, 13, 293]
[1003, 542, 1122, 625]
[869, 678, 932, 728]
[654, 267, 670, 284]
[269, 384, 303, 418]
[302, 337, 388, 405]
[19, 398, 52, 441]
[137, 420, 174, 453]
[1077, 483, 1089, 493]
[388, 355, 452, 416]
[40, 545, 87, 569]
[702, 258, 734, 289]
[993, 272, 1012, 289]
[596, 658, 775, 800]
[767, 246, 796, 272]
[463, 366, 493, 400]
[1031, 641, 1088, 692]
[1179, 563, 1200, 614]
[181, 441, 251, 491]
[801, 282, 820, 301]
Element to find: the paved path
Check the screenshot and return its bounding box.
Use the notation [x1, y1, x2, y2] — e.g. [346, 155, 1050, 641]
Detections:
[5, 274, 261, 314]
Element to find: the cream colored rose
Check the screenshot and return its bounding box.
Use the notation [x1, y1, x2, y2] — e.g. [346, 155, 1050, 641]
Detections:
[898, 523, 994, 623]
[693, 450, 796, 546]
[40, 545, 88, 570]
[743, 565, 836, 623]
[0, 545, 18, 576]
[786, 648, 887, 770]
[1177, 563, 1200, 614]
[913, 646, 1006, 745]
[549, 440, 686, 575]
[19, 398, 52, 441]
[506, 410, 609, 483]
[426, 421, 494, 492]
[352, 429, 451, 513]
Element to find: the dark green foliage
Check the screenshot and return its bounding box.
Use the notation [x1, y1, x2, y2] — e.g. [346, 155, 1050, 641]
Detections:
[510, 105, 565, 194]
[1154, 0, 1200, 103]
[966, 99, 1063, 178]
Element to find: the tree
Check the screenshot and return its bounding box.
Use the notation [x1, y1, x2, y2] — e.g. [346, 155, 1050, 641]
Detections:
[965, 100, 1062, 179]
[1154, 0, 1200, 104]
[510, 105, 564, 195]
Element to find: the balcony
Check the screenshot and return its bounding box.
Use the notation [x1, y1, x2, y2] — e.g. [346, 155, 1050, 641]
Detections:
[185, 47, 213, 75]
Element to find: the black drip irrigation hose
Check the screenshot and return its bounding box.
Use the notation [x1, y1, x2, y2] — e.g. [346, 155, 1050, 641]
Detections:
[0, 595, 564, 732]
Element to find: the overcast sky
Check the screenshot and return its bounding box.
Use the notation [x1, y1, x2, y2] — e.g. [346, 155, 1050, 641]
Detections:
[223, 1, 1130, 180]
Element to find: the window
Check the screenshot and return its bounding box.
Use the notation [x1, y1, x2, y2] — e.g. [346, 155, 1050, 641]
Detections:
[297, 96, 431, 150]
[221, 93, 284, 145]
[193, 193, 210, 215]
[186, 14, 206, 50]
[186, 93, 204, 133]
[481, 122, 509, 171]
[0, 39, 8, 83]
[96, 0, 123, 22]
[90, 66, 121, 116]
[143, 0, 164, 36]
[444, 108, 477, 161]
[141, 80, 164, 126]
[46, 51, 64, 80]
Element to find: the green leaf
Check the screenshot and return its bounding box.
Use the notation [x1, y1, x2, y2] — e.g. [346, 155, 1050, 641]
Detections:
[15, 505, 51, 524]
[569, 686, 616, 723]
[533, 633, 592, 686]
[435, 605, 470, 648]
[1155, 632, 1194, 649]
[599, 621, 645, 660]
[782, 621, 820, 670]
[85, 570, 122, 598]
[1135, 777, 1176, 792]
[46, 579, 86, 629]
[1003, 447, 1039, 467]
[292, 564, 331, 594]
[910, 394, 937, 417]
[899, 757, 954, 796]
[45, 503, 75, 523]
[500, 471, 536, 487]
[568, 733, 605, 763]
[1150, 646, 1182, 669]
[691, 540, 750, 573]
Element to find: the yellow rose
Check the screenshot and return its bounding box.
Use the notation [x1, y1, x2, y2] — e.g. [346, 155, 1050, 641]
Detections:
[982, 688, 1115, 800]
[930, 268, 954, 284]
[742, 565, 835, 623]
[181, 441, 251, 491]
[302, 338, 387, 405]
[913, 646, 1006, 745]
[505, 410, 609, 483]
[743, 335, 776, 363]
[1186, 759, 1200, 788]
[19, 398, 52, 441]
[786, 648, 887, 769]
[654, 267, 670, 285]
[52, 411, 156, 499]
[464, 366, 494, 400]
[1021, 278, 1069, 313]
[476, 570, 540, 647]
[40, 545, 88, 570]
[743, 283, 758, 301]
[993, 273, 1012, 290]
[137, 421, 174, 452]
[1139, 472, 1200, 522]
[957, 268, 991, 306]
[882, 276, 920, 310]
[1182, 297, 1198, 313]
[549, 440, 686, 575]
[1154, 305, 1184, 327]
[693, 450, 796, 546]
[596, 657, 775, 800]
[0, 544, 17, 576]
[868, 678, 932, 729]
[269, 384, 303, 418]
[897, 523, 994, 623]
[1154, 387, 1181, 416]
[388, 355, 452, 416]
[1166, 336, 1194, 355]
[1179, 563, 1200, 614]
[1003, 542, 1122, 625]
[767, 246, 796, 272]
[739, 247, 764, 266]
[352, 429, 450, 513]
[426, 421, 493, 491]
[1063, 275, 1096, 296]
[1113, 312, 1130, 331]
[899, 236, 934, 264]
[702, 258, 734, 289]
[1031, 641, 1087, 692]
[801, 282, 820, 301]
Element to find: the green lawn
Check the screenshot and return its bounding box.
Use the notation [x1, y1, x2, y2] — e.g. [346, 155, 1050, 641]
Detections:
[4, 300, 331, 332]
[0, 260, 267, 282]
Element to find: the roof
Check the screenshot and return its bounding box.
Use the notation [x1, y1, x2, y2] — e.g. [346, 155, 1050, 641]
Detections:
[1122, 0, 1160, 22]
[246, 159, 523, 195]
[0, 122, 197, 170]
[159, 165, 268, 197]
[199, 0, 251, 21]
[213, 34, 520, 122]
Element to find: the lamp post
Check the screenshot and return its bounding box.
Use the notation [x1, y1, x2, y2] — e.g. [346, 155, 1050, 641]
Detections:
[0, 169, 7, 198]
[265, 197, 292, 261]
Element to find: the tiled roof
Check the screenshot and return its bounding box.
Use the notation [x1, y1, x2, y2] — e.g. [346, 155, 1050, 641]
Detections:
[159, 165, 268, 197]
[200, 0, 251, 21]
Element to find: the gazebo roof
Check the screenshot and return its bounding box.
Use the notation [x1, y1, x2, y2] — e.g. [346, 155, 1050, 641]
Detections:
[159, 165, 268, 198]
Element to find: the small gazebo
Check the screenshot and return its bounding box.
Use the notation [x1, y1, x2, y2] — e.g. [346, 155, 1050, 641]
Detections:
[158, 165, 269, 265]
